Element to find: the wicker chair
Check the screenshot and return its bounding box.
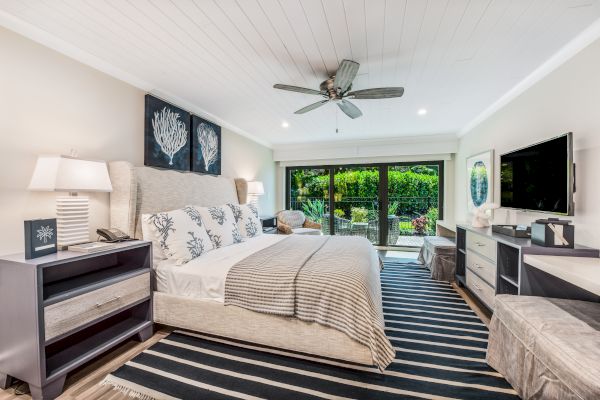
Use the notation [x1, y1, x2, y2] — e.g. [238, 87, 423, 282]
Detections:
[276, 210, 322, 235]
[387, 216, 401, 245]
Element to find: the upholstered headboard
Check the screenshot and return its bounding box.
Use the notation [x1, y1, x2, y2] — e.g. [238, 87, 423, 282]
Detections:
[108, 161, 248, 239]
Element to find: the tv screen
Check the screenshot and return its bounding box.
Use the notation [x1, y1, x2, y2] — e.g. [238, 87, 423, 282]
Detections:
[500, 133, 573, 215]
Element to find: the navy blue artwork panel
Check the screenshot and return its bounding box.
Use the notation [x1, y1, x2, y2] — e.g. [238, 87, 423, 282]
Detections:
[144, 95, 191, 171]
[190, 114, 222, 175]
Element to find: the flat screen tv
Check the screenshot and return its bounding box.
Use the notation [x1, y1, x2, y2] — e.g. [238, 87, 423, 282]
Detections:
[500, 132, 574, 215]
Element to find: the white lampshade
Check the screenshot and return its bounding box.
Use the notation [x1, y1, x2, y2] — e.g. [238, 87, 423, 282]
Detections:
[247, 181, 265, 195]
[28, 155, 112, 192]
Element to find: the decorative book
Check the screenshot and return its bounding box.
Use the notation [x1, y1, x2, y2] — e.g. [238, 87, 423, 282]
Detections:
[68, 242, 116, 253]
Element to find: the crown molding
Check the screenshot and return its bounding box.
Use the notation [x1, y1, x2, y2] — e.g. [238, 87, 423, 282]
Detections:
[0, 10, 272, 149]
[458, 17, 600, 137]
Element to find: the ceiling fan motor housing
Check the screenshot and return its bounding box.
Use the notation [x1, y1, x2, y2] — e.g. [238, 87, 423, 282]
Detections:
[320, 78, 345, 100]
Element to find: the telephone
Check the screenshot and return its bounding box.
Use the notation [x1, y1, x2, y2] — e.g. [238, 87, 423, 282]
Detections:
[96, 228, 131, 242]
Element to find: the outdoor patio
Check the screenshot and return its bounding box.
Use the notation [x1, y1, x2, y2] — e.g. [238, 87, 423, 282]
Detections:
[395, 235, 425, 248]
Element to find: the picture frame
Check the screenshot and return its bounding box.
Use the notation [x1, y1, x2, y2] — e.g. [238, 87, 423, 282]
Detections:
[24, 218, 57, 259]
[144, 94, 191, 171]
[466, 150, 494, 214]
[190, 114, 222, 175]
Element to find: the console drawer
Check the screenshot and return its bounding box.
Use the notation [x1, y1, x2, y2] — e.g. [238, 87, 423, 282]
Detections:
[466, 269, 495, 310]
[44, 272, 150, 341]
[466, 231, 497, 262]
[466, 251, 497, 288]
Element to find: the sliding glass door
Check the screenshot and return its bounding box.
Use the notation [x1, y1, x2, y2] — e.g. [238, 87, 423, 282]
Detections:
[333, 166, 379, 244]
[387, 164, 442, 247]
[286, 162, 443, 247]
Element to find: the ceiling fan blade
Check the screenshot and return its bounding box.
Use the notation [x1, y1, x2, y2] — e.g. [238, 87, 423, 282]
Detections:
[334, 59, 360, 92]
[347, 87, 405, 99]
[294, 99, 329, 114]
[337, 99, 362, 119]
[273, 84, 323, 95]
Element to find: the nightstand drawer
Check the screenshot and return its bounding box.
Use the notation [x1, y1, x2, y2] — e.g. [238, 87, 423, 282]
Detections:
[44, 272, 150, 341]
[466, 251, 497, 288]
[466, 231, 497, 262]
[466, 269, 495, 310]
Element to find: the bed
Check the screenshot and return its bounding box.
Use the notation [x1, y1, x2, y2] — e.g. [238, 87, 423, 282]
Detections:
[108, 161, 390, 368]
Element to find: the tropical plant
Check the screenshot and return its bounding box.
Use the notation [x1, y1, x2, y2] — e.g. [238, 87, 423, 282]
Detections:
[388, 201, 399, 216]
[351, 207, 369, 223]
[412, 216, 428, 234]
[399, 221, 413, 231]
[425, 207, 439, 235]
[334, 209, 346, 219]
[302, 198, 325, 223]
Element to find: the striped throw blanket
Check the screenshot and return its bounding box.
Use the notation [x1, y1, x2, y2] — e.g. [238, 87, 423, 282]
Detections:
[224, 235, 395, 370]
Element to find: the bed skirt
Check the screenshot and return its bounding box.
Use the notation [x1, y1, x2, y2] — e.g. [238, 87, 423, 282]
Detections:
[153, 291, 374, 366]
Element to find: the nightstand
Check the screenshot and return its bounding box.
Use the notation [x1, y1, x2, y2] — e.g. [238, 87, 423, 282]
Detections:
[260, 216, 278, 234]
[0, 241, 153, 400]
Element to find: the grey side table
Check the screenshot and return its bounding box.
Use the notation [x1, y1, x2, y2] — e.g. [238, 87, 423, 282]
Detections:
[0, 241, 153, 399]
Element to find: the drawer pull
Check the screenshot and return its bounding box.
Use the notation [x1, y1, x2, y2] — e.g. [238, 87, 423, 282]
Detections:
[95, 296, 121, 308]
[474, 263, 482, 269]
[472, 283, 482, 291]
[475, 242, 486, 247]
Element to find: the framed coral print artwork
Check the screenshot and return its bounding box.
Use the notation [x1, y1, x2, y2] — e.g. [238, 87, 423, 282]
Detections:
[144, 94, 191, 171]
[190, 114, 221, 175]
[466, 150, 494, 213]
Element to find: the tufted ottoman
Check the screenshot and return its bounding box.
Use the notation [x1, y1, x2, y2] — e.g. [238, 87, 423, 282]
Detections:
[418, 236, 456, 281]
[487, 294, 600, 400]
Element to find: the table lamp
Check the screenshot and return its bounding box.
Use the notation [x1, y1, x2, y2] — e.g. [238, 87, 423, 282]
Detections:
[28, 155, 113, 249]
[247, 181, 265, 209]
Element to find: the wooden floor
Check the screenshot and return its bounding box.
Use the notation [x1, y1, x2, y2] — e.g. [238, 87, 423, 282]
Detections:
[0, 327, 172, 400]
[0, 251, 490, 400]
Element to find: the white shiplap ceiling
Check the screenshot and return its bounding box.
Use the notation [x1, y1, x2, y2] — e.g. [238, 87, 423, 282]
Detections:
[2, 0, 600, 146]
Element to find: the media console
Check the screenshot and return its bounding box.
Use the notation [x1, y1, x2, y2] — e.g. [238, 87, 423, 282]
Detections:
[455, 224, 599, 311]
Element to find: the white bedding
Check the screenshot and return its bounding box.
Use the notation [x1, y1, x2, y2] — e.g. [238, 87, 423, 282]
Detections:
[155, 234, 286, 302]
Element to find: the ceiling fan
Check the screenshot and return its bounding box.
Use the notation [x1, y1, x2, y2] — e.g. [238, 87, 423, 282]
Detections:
[273, 59, 404, 119]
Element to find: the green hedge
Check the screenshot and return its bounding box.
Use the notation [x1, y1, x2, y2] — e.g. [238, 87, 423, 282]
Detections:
[290, 168, 439, 217]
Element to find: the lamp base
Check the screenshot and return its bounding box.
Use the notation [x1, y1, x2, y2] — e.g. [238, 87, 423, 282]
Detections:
[247, 195, 260, 211]
[56, 195, 89, 249]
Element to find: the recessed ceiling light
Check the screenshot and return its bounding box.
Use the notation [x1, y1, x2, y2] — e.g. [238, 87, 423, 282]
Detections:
[281, 121, 289, 128]
[417, 108, 427, 116]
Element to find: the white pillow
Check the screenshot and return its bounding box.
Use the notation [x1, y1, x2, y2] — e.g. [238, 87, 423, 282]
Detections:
[143, 206, 214, 265]
[195, 205, 243, 248]
[141, 215, 167, 266]
[228, 203, 262, 238]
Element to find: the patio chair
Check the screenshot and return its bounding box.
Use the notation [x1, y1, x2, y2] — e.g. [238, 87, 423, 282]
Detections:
[276, 210, 322, 235]
[388, 216, 400, 245]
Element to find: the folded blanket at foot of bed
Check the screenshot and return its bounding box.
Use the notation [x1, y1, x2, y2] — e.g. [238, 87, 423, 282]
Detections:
[224, 235, 395, 370]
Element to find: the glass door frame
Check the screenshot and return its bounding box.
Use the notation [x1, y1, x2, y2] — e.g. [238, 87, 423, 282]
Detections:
[285, 161, 444, 246]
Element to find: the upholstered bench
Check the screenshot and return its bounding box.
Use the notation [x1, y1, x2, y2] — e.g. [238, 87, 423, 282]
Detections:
[418, 236, 456, 281]
[487, 294, 600, 400]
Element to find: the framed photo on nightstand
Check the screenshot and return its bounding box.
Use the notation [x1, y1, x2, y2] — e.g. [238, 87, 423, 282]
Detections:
[24, 218, 57, 259]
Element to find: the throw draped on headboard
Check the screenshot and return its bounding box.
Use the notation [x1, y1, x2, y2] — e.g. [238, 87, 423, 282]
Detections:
[108, 161, 248, 239]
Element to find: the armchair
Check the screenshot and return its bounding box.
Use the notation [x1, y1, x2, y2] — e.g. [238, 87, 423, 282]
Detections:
[276, 210, 322, 235]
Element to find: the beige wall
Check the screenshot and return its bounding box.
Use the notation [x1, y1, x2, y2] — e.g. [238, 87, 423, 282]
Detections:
[454, 37, 600, 248]
[0, 27, 275, 255]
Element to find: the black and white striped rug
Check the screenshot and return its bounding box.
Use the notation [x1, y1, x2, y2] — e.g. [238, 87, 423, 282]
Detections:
[103, 258, 519, 399]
